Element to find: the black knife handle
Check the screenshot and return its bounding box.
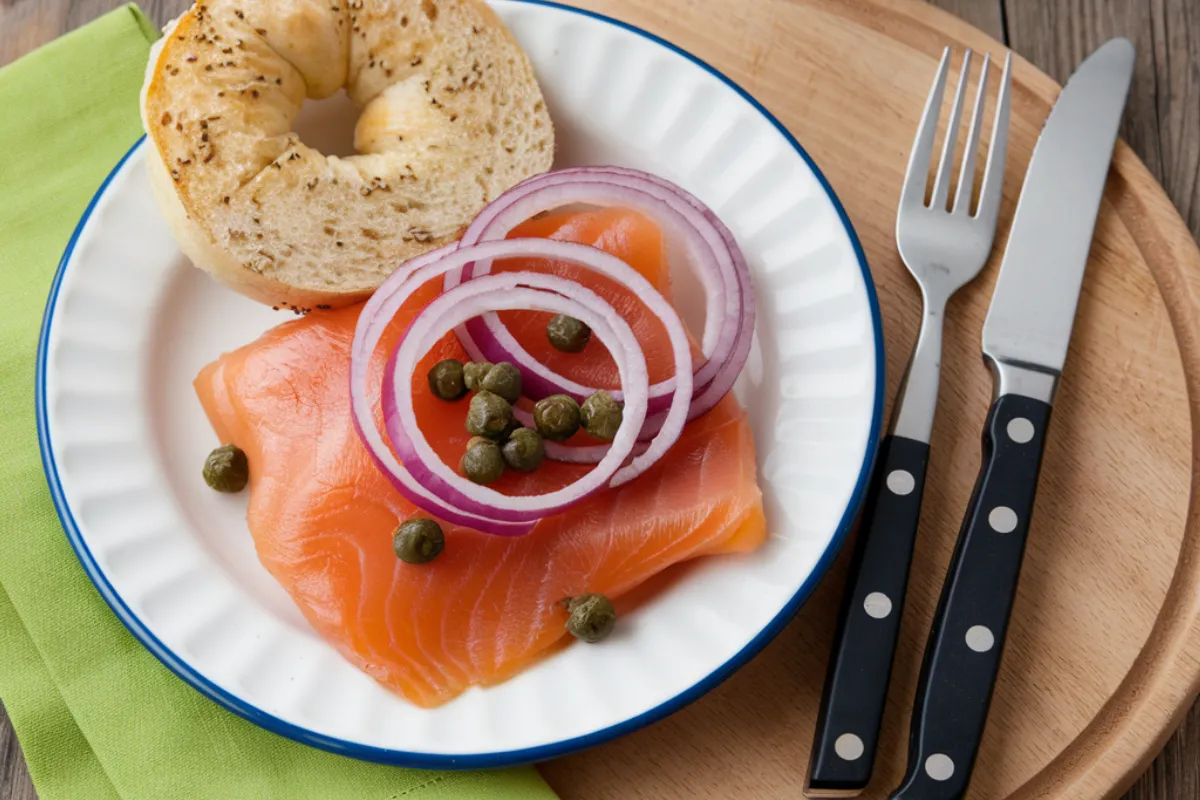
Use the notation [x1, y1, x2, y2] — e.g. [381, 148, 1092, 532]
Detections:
[807, 434, 931, 795]
[890, 393, 1052, 800]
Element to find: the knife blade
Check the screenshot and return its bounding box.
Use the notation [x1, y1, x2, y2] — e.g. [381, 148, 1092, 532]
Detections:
[983, 37, 1136, 387]
[889, 38, 1134, 800]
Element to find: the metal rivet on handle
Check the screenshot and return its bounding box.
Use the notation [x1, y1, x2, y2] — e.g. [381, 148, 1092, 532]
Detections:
[887, 469, 916, 495]
[925, 753, 955, 781]
[835, 733, 865, 761]
[863, 592, 893, 619]
[1007, 417, 1035, 443]
[966, 625, 995, 652]
[988, 506, 1018, 533]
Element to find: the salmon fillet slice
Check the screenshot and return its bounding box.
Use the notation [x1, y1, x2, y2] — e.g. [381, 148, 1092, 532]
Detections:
[195, 209, 766, 707]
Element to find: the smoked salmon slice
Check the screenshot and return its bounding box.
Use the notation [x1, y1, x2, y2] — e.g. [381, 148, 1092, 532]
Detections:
[195, 208, 766, 707]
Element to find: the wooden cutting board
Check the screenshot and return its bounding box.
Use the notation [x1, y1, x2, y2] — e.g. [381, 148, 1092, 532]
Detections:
[536, 0, 1200, 798]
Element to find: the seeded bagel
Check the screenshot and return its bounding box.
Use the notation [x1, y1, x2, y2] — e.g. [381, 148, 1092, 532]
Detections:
[141, 0, 554, 311]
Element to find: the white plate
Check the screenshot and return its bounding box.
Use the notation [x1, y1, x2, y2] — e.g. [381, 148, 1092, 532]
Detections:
[37, 0, 883, 767]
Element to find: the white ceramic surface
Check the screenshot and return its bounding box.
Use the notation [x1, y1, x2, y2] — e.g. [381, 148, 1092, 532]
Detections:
[38, 0, 882, 765]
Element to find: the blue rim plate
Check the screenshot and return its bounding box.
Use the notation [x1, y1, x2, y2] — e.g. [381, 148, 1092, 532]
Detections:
[37, 0, 883, 768]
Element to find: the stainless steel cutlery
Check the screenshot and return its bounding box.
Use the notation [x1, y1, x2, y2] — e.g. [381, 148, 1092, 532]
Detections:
[808, 37, 1136, 800]
[889, 38, 1134, 800]
[808, 47, 1012, 797]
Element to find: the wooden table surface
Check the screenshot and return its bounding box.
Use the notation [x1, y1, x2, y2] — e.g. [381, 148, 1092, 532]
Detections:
[2, 0, 1198, 797]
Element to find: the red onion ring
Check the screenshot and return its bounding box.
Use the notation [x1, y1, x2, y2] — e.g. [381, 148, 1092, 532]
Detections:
[351, 239, 694, 532]
[445, 168, 745, 415]
[350, 244, 538, 535]
[526, 169, 757, 439]
[381, 274, 646, 522]
[446, 166, 756, 460]
[615, 168, 758, 441]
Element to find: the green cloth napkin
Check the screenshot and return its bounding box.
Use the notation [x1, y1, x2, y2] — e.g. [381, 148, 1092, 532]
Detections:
[0, 7, 558, 798]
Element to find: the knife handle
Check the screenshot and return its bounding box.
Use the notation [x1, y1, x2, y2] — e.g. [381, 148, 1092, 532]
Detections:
[890, 393, 1052, 800]
[807, 434, 931, 796]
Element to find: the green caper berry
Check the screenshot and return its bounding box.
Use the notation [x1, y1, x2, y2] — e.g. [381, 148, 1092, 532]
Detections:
[562, 594, 617, 643]
[393, 518, 445, 564]
[465, 390, 513, 440]
[427, 359, 466, 401]
[546, 315, 591, 353]
[533, 394, 581, 442]
[580, 390, 623, 441]
[460, 439, 505, 484]
[463, 361, 493, 392]
[479, 361, 522, 404]
[502, 427, 545, 472]
[202, 444, 249, 492]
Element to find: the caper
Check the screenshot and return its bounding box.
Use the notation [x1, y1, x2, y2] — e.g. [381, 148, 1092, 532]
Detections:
[580, 390, 623, 441]
[202, 444, 249, 493]
[546, 315, 591, 353]
[460, 438, 505, 484]
[502, 427, 545, 472]
[393, 518, 445, 564]
[533, 394, 581, 442]
[463, 361, 493, 392]
[562, 594, 617, 643]
[465, 390, 513, 440]
[479, 361, 522, 404]
[427, 359, 466, 401]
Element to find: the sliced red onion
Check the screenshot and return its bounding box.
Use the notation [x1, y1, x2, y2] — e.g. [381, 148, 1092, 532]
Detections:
[351, 238, 694, 532]
[382, 274, 646, 522]
[445, 168, 745, 415]
[522, 168, 758, 436]
[350, 244, 537, 535]
[443, 166, 756, 461]
[630, 172, 758, 441]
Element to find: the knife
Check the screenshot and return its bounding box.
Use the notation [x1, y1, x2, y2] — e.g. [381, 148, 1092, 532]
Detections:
[889, 38, 1135, 800]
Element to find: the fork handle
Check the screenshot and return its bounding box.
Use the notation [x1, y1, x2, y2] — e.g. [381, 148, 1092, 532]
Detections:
[889, 393, 1052, 800]
[806, 434, 930, 796]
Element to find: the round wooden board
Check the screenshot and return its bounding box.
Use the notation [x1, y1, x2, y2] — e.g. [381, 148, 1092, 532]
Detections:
[537, 0, 1200, 798]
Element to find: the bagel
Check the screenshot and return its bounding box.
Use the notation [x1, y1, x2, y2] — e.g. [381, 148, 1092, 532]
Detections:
[140, 0, 554, 311]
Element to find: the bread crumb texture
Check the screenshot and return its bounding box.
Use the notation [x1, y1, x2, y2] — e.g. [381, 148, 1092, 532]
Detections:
[142, 0, 555, 308]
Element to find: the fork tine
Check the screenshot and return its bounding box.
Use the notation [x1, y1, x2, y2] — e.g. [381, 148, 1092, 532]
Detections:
[930, 50, 973, 211]
[953, 54, 991, 214]
[974, 52, 1013, 227]
[900, 47, 952, 209]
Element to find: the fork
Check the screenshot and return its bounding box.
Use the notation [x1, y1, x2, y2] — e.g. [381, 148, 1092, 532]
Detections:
[806, 47, 1012, 797]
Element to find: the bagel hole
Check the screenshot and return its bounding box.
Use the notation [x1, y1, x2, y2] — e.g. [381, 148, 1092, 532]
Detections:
[291, 89, 359, 158]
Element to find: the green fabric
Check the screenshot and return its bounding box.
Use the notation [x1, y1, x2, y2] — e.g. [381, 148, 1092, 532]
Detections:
[0, 7, 556, 799]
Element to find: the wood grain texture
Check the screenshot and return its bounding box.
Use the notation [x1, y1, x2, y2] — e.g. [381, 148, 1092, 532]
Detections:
[537, 0, 1200, 797]
[0, 706, 34, 800]
[929, 0, 1005, 39]
[1006, 0, 1200, 236]
[1002, 8, 1200, 799]
[1, 1, 1198, 799]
